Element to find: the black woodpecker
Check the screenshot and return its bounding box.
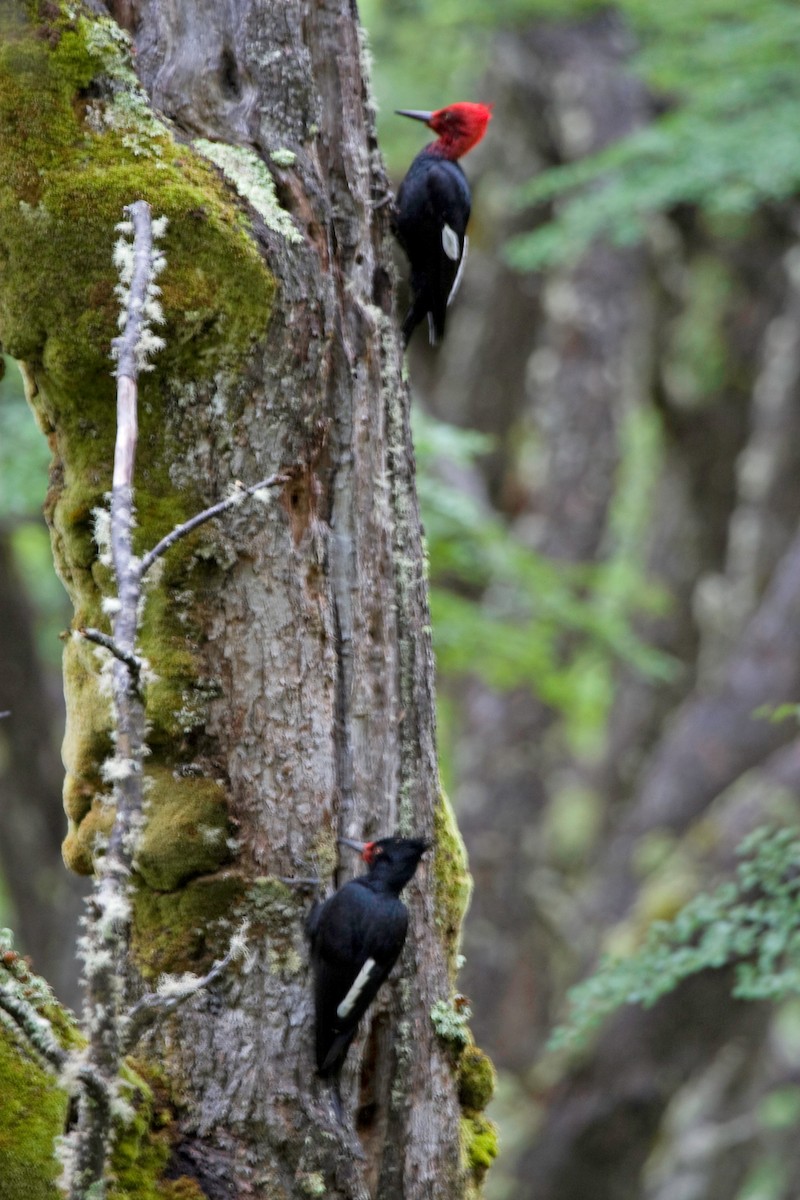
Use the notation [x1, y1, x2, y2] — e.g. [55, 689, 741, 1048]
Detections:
[307, 836, 428, 1112]
[393, 101, 492, 346]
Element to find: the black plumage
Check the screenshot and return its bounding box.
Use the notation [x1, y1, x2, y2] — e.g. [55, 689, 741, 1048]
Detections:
[393, 155, 471, 346]
[307, 836, 428, 1087]
[392, 102, 492, 346]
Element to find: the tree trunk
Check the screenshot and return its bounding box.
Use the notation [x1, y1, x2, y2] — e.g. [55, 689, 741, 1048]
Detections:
[0, 2, 485, 1197]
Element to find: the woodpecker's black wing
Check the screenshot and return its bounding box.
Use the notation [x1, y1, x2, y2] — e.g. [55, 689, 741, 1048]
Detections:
[308, 879, 409, 1079]
[393, 154, 471, 346]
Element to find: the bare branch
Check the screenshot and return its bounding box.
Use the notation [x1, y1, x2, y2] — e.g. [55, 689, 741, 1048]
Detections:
[123, 931, 248, 1052]
[0, 977, 67, 1073]
[138, 473, 290, 579]
[78, 627, 142, 687]
[66, 200, 163, 1200]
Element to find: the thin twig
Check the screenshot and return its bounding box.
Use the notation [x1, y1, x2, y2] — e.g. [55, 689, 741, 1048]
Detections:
[0, 978, 67, 1072]
[123, 938, 245, 1052]
[78, 627, 142, 685]
[138, 473, 290, 579]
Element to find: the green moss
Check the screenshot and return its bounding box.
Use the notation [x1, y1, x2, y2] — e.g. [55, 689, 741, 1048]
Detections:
[0, 6, 275, 391]
[308, 827, 338, 881]
[461, 1114, 499, 1187]
[0, 937, 200, 1199]
[63, 795, 115, 875]
[458, 1046, 496, 1114]
[0, 2, 278, 872]
[136, 768, 232, 892]
[432, 790, 473, 980]
[0, 945, 78, 1200]
[109, 1062, 205, 1200]
[0, 1026, 67, 1199]
[61, 635, 113, 823]
[131, 872, 246, 980]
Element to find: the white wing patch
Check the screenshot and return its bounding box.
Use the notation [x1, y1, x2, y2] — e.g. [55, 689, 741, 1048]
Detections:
[448, 234, 469, 306]
[337, 957, 376, 1019]
[442, 223, 461, 262]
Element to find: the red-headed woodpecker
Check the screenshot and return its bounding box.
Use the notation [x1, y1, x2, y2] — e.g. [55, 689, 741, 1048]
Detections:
[307, 836, 428, 1116]
[393, 102, 492, 346]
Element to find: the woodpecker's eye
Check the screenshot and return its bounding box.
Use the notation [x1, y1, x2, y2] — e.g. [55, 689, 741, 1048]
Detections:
[373, 845, 384, 856]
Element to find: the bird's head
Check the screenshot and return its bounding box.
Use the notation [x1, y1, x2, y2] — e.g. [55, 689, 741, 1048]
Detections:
[395, 102, 492, 160]
[340, 835, 429, 889]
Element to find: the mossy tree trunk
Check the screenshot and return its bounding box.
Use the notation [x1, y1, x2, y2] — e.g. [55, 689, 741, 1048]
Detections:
[0, 2, 485, 1197]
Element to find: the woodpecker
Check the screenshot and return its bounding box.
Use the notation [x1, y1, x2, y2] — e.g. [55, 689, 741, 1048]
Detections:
[393, 102, 492, 346]
[307, 836, 428, 1110]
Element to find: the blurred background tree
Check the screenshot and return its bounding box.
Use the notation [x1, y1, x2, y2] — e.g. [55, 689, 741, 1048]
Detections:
[5, 0, 800, 1195]
[361, 2, 800, 1198]
[0, 357, 87, 1009]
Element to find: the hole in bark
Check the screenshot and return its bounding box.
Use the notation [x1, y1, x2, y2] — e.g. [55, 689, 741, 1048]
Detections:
[219, 46, 242, 99]
[356, 1020, 382, 1133]
[372, 265, 393, 315]
[281, 478, 314, 545]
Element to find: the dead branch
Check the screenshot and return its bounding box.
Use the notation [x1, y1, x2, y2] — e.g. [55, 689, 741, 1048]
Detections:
[138, 472, 289, 578]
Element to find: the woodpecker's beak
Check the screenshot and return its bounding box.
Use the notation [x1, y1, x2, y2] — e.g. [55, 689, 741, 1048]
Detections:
[395, 109, 434, 126]
[339, 837, 368, 854]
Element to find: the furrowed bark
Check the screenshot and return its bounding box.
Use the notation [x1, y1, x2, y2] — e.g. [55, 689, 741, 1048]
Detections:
[0, 2, 474, 1197]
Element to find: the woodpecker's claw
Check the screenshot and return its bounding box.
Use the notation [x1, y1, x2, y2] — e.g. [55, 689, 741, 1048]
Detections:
[371, 190, 395, 211]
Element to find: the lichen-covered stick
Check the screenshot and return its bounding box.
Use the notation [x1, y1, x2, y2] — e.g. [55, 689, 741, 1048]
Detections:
[66, 199, 164, 1200]
[138, 473, 289, 578]
[66, 203, 273, 1198]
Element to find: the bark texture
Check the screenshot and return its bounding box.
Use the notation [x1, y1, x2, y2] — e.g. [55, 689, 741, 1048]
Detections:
[0, 2, 481, 1197]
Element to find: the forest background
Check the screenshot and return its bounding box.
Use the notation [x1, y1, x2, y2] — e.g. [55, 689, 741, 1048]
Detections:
[3, 0, 800, 1197]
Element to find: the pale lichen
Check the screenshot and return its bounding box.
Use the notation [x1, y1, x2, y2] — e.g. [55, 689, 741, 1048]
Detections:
[430, 996, 472, 1048]
[194, 139, 302, 244]
[270, 147, 297, 168]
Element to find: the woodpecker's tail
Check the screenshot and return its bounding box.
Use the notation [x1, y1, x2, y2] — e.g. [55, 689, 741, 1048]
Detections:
[318, 1026, 357, 1079]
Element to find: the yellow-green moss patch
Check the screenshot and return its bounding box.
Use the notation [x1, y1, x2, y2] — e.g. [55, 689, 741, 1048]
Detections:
[0, 941, 77, 1200]
[0, 4, 275, 398]
[432, 790, 473, 980]
[136, 768, 232, 892]
[461, 1113, 499, 1194]
[109, 1061, 205, 1200]
[458, 1045, 496, 1114]
[61, 634, 113, 824]
[63, 794, 115, 875]
[0, 1020, 69, 1199]
[0, 1, 279, 874]
[132, 872, 246, 980]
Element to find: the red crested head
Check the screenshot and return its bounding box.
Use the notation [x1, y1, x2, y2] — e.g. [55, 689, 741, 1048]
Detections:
[396, 102, 492, 161]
